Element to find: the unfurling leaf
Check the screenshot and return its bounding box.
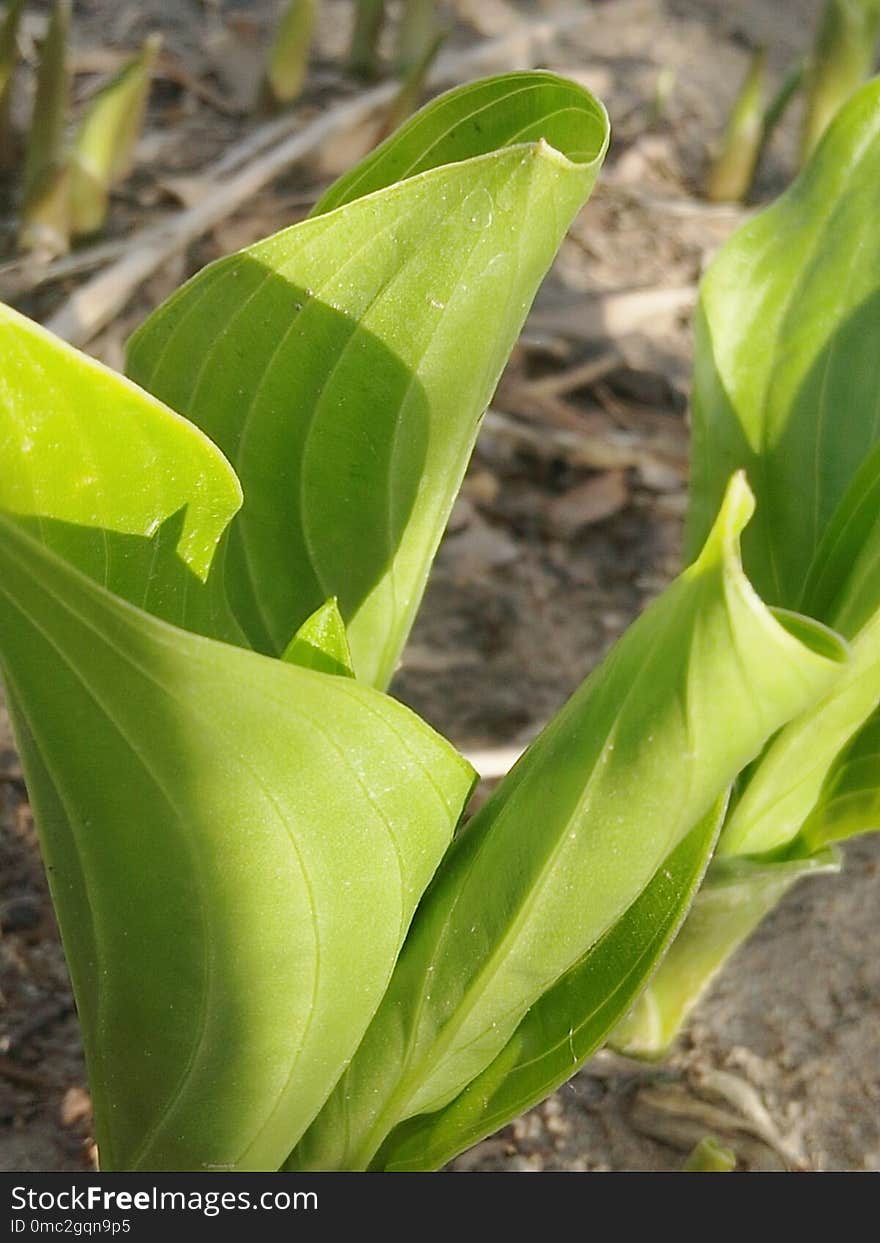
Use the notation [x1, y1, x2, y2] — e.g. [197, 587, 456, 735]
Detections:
[632, 81, 880, 1059]
[610, 851, 839, 1057]
[290, 475, 845, 1171]
[282, 598, 355, 677]
[688, 77, 880, 608]
[127, 73, 610, 688]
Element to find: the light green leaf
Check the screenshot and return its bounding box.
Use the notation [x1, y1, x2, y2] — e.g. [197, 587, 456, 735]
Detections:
[282, 597, 354, 677]
[802, 439, 880, 636]
[126, 72, 610, 687]
[798, 709, 880, 849]
[718, 624, 880, 857]
[682, 1136, 737, 1172]
[611, 850, 839, 1058]
[0, 300, 244, 644]
[373, 796, 726, 1172]
[719, 442, 880, 858]
[312, 70, 608, 216]
[0, 514, 474, 1170]
[289, 474, 846, 1171]
[687, 77, 880, 608]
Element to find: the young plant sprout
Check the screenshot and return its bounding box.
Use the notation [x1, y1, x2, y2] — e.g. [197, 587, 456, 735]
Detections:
[0, 0, 27, 172]
[20, 0, 70, 254]
[262, 0, 318, 108]
[801, 0, 880, 160]
[68, 34, 161, 238]
[0, 70, 878, 1173]
[705, 45, 767, 203]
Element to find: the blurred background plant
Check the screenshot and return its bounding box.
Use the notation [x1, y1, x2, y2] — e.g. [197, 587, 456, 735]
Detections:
[0, 1, 455, 257]
[706, 0, 880, 200]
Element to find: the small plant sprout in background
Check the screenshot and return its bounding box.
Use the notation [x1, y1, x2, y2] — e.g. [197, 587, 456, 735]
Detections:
[349, 0, 386, 79]
[682, 1137, 737, 1172]
[10, 2, 158, 254]
[801, 0, 880, 161]
[20, 0, 70, 255]
[705, 0, 878, 201]
[706, 45, 767, 202]
[395, 0, 438, 72]
[69, 34, 161, 238]
[0, 0, 26, 173]
[261, 0, 318, 109]
[706, 48, 805, 203]
[379, 24, 446, 139]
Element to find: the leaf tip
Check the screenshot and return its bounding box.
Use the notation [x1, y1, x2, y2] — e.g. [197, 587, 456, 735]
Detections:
[691, 469, 755, 572]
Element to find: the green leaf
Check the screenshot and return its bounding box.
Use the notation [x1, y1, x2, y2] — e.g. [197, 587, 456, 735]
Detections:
[719, 443, 880, 858]
[312, 70, 608, 216]
[288, 474, 846, 1171]
[372, 795, 726, 1172]
[798, 709, 880, 849]
[802, 439, 880, 636]
[282, 597, 355, 677]
[610, 850, 839, 1058]
[0, 301, 245, 644]
[687, 77, 880, 608]
[682, 1137, 737, 1172]
[0, 514, 475, 1171]
[126, 72, 610, 687]
[717, 622, 880, 858]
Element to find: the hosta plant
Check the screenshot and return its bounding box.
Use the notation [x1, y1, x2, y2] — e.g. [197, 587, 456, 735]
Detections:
[0, 71, 876, 1173]
[614, 75, 880, 1056]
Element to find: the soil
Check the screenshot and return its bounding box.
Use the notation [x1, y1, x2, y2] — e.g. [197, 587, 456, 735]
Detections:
[1, 0, 878, 1173]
